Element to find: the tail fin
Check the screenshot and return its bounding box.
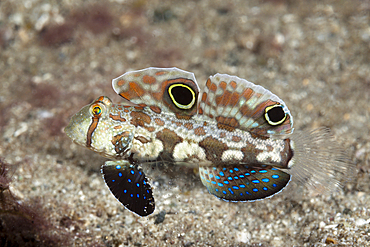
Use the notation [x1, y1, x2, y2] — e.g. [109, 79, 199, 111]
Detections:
[288, 127, 354, 194]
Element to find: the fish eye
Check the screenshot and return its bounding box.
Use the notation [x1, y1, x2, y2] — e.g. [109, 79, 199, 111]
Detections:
[168, 83, 196, 109]
[264, 104, 287, 126]
[91, 104, 103, 117]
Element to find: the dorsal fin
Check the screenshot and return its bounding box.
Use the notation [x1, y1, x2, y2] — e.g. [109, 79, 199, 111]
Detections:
[198, 73, 293, 136]
[112, 67, 199, 117]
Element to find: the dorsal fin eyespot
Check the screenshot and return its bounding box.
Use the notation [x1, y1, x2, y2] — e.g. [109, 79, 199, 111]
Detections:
[112, 68, 292, 134]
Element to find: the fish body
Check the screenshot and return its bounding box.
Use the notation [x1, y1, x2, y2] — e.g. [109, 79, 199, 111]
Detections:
[65, 67, 351, 216]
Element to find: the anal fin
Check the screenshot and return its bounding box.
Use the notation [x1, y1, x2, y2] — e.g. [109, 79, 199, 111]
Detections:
[101, 160, 155, 216]
[199, 165, 291, 201]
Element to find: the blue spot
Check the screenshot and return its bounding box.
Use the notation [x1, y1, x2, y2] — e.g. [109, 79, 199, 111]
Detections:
[251, 170, 256, 173]
[124, 189, 127, 193]
[147, 190, 150, 193]
[224, 181, 229, 184]
[263, 187, 268, 191]
[272, 168, 278, 170]
[246, 191, 250, 195]
[128, 179, 132, 183]
[240, 193, 243, 196]
[215, 188, 219, 192]
[204, 170, 208, 174]
[213, 167, 217, 170]
[139, 171, 142, 175]
[118, 172, 122, 177]
[228, 176, 233, 180]
[253, 188, 258, 192]
[136, 183, 140, 187]
[272, 184, 277, 187]
[144, 196, 146, 199]
[272, 175, 279, 179]
[234, 168, 239, 171]
[211, 181, 216, 185]
[234, 176, 238, 180]
[259, 170, 267, 173]
[239, 175, 245, 178]
[143, 181, 146, 185]
[215, 176, 220, 180]
[228, 188, 234, 194]
[112, 179, 115, 182]
[232, 186, 239, 190]
[240, 184, 246, 188]
[130, 170, 134, 175]
[262, 178, 269, 183]
[229, 169, 234, 173]
[219, 172, 225, 176]
[137, 194, 139, 198]
[206, 179, 210, 183]
[223, 167, 227, 171]
[130, 194, 133, 197]
[116, 165, 121, 169]
[252, 180, 260, 184]
[209, 174, 214, 178]
[223, 190, 227, 195]
[218, 183, 223, 187]
[245, 173, 250, 176]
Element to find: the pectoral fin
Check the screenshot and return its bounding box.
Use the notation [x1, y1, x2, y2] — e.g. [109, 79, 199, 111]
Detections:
[101, 160, 155, 216]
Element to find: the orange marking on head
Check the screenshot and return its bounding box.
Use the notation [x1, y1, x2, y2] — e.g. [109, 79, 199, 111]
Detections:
[203, 121, 208, 126]
[198, 108, 203, 114]
[110, 113, 126, 122]
[230, 81, 237, 89]
[150, 105, 162, 114]
[130, 111, 151, 127]
[154, 118, 165, 126]
[143, 75, 156, 84]
[117, 80, 125, 86]
[118, 106, 123, 110]
[114, 125, 122, 129]
[124, 109, 129, 113]
[194, 127, 206, 136]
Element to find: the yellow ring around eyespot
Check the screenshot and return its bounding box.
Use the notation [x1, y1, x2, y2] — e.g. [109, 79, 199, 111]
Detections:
[91, 104, 103, 117]
[264, 104, 287, 126]
[168, 84, 196, 109]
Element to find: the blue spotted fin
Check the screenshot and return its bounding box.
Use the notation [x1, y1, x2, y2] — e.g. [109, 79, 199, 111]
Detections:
[199, 165, 291, 201]
[101, 161, 155, 216]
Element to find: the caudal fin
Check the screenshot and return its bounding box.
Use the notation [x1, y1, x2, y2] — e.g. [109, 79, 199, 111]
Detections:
[289, 127, 354, 194]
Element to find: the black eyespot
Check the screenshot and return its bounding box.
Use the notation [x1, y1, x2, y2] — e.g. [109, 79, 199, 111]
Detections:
[168, 84, 196, 109]
[264, 104, 287, 126]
